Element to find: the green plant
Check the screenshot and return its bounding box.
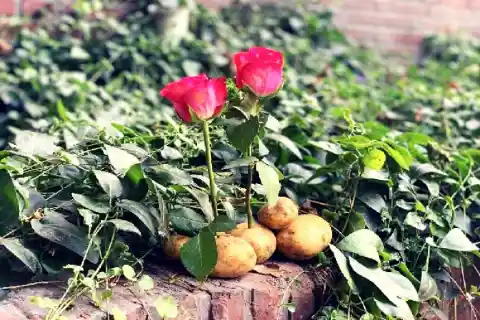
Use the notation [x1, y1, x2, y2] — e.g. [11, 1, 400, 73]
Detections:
[0, 1, 479, 319]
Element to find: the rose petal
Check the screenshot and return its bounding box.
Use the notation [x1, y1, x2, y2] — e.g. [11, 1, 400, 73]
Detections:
[248, 47, 283, 66]
[160, 74, 208, 103]
[173, 102, 192, 123]
[238, 61, 283, 97]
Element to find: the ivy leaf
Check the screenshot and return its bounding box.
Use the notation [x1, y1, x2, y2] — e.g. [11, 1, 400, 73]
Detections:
[363, 149, 386, 170]
[404, 212, 427, 231]
[309, 141, 344, 155]
[170, 207, 208, 235]
[117, 200, 157, 236]
[137, 275, 154, 291]
[208, 215, 236, 233]
[329, 244, 358, 293]
[337, 229, 384, 263]
[0, 169, 20, 235]
[256, 161, 281, 206]
[380, 144, 411, 170]
[105, 145, 140, 176]
[161, 146, 183, 160]
[122, 265, 136, 281]
[357, 191, 387, 214]
[227, 116, 260, 153]
[183, 187, 214, 222]
[107, 219, 142, 236]
[0, 238, 41, 273]
[93, 170, 123, 198]
[418, 271, 439, 301]
[349, 257, 419, 304]
[411, 163, 446, 178]
[375, 297, 415, 320]
[439, 228, 478, 252]
[180, 229, 217, 281]
[154, 296, 179, 319]
[265, 133, 302, 159]
[31, 210, 99, 264]
[72, 193, 110, 214]
[111, 306, 127, 320]
[222, 157, 258, 170]
[146, 164, 193, 186]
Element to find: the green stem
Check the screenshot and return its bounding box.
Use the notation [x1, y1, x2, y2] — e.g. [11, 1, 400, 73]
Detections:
[202, 120, 218, 218]
[246, 144, 254, 228]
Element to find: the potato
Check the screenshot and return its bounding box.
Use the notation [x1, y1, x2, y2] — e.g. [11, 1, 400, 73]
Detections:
[229, 221, 260, 237]
[237, 226, 276, 264]
[211, 234, 257, 278]
[258, 197, 299, 230]
[163, 234, 190, 260]
[277, 214, 332, 260]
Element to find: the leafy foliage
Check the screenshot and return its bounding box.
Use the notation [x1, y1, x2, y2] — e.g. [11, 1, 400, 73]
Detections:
[0, 1, 479, 319]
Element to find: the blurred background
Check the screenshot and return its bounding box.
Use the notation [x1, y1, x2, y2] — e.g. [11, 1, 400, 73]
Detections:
[1, 0, 479, 58]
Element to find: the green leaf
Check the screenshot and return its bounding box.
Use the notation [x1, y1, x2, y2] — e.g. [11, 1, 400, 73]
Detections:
[336, 135, 375, 149]
[105, 145, 140, 176]
[329, 244, 358, 293]
[137, 275, 154, 291]
[281, 302, 297, 313]
[221, 201, 236, 220]
[72, 193, 110, 214]
[337, 229, 384, 263]
[411, 163, 446, 178]
[111, 306, 127, 320]
[0, 238, 41, 273]
[117, 200, 157, 236]
[349, 257, 419, 304]
[154, 296, 179, 319]
[265, 133, 302, 159]
[256, 161, 281, 206]
[13, 131, 58, 158]
[404, 212, 427, 231]
[439, 228, 478, 252]
[309, 141, 344, 155]
[375, 298, 415, 320]
[396, 132, 433, 146]
[93, 170, 123, 198]
[182, 60, 201, 76]
[208, 215, 236, 233]
[70, 46, 90, 60]
[146, 164, 193, 186]
[107, 219, 141, 236]
[418, 271, 439, 301]
[380, 144, 411, 169]
[126, 164, 145, 185]
[56, 100, 69, 121]
[170, 207, 208, 235]
[161, 146, 183, 160]
[78, 209, 98, 228]
[122, 265, 136, 281]
[183, 187, 214, 222]
[227, 116, 260, 153]
[357, 191, 387, 214]
[31, 210, 99, 264]
[0, 169, 20, 235]
[222, 157, 258, 170]
[180, 229, 217, 281]
[363, 149, 386, 170]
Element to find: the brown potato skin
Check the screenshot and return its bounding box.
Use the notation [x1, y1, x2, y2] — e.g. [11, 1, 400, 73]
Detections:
[211, 235, 257, 278]
[229, 221, 260, 237]
[237, 226, 276, 264]
[163, 235, 190, 260]
[277, 214, 332, 260]
[258, 197, 299, 230]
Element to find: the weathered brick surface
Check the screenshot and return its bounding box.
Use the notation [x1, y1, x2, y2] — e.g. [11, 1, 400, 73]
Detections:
[1, 261, 324, 320]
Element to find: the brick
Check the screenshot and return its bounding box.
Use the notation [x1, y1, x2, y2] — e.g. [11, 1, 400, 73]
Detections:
[0, 303, 28, 320]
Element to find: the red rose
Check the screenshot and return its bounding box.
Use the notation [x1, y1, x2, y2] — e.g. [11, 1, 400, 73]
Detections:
[233, 47, 284, 97]
[160, 74, 227, 123]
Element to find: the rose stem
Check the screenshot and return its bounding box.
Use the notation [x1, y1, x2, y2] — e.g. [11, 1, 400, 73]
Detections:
[202, 120, 218, 218]
[246, 144, 254, 228]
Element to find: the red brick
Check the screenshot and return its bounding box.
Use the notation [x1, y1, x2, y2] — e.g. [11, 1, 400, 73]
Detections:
[0, 303, 28, 320]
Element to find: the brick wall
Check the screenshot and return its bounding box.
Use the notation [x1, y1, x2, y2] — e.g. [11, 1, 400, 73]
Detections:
[1, 0, 480, 56]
